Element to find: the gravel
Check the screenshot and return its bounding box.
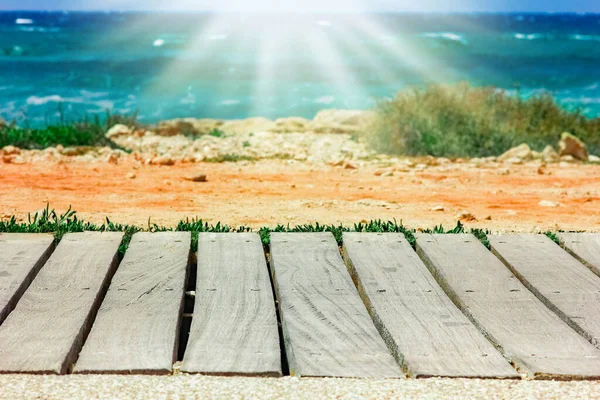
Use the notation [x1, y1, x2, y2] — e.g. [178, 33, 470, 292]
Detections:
[1, 375, 600, 400]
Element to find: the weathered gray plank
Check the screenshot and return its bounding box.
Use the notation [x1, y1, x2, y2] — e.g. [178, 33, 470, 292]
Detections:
[0, 232, 123, 374]
[416, 233, 600, 380]
[559, 233, 600, 277]
[489, 234, 600, 348]
[74, 232, 190, 374]
[342, 233, 517, 378]
[270, 232, 402, 378]
[0, 234, 55, 326]
[182, 233, 281, 376]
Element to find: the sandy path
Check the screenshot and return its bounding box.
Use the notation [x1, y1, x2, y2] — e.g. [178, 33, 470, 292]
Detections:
[1, 159, 599, 231]
[1, 375, 599, 399]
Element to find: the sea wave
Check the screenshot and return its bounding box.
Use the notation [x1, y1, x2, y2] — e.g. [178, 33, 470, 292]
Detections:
[18, 26, 60, 33]
[421, 32, 468, 45]
[26, 94, 114, 109]
[15, 18, 33, 25]
[314, 96, 335, 105]
[220, 99, 240, 106]
[570, 34, 600, 42]
[513, 33, 547, 40]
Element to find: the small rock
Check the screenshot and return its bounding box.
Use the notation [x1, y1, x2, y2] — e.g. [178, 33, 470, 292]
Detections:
[560, 155, 575, 162]
[542, 145, 559, 163]
[106, 124, 133, 139]
[589, 155, 600, 163]
[343, 161, 358, 170]
[431, 206, 445, 212]
[537, 164, 547, 175]
[381, 171, 394, 177]
[484, 216, 492, 221]
[152, 156, 175, 166]
[558, 132, 588, 161]
[499, 144, 532, 162]
[184, 174, 207, 183]
[1, 145, 20, 156]
[455, 211, 477, 222]
[126, 172, 137, 179]
[539, 200, 561, 208]
[498, 168, 510, 176]
[0, 117, 6, 128]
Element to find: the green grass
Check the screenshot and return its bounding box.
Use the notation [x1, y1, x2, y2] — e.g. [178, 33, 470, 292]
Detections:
[368, 82, 600, 158]
[3, 206, 569, 259]
[0, 112, 138, 150]
[208, 128, 225, 138]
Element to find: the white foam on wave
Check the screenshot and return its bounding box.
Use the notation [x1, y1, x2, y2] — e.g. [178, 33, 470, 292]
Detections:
[26, 95, 66, 106]
[153, 39, 165, 47]
[514, 33, 545, 40]
[561, 96, 600, 105]
[317, 20, 332, 27]
[314, 96, 335, 105]
[570, 34, 600, 42]
[220, 99, 240, 106]
[26, 94, 114, 110]
[421, 32, 468, 45]
[15, 18, 33, 25]
[18, 26, 60, 33]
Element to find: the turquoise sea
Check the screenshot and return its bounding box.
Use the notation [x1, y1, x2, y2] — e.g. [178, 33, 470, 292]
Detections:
[1, 12, 600, 125]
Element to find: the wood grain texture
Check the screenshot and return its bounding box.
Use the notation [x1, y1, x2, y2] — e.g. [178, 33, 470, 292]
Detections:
[559, 233, 600, 277]
[182, 233, 281, 376]
[74, 232, 190, 374]
[270, 232, 402, 378]
[0, 234, 55, 326]
[489, 234, 600, 349]
[416, 233, 600, 380]
[0, 232, 123, 374]
[342, 233, 517, 378]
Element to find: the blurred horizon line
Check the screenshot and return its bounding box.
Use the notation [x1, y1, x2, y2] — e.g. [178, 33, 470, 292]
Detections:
[1, 10, 600, 15]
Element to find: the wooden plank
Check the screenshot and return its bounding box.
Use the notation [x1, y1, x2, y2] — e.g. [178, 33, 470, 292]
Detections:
[270, 232, 402, 378]
[0, 234, 55, 326]
[74, 232, 190, 374]
[182, 233, 281, 376]
[489, 234, 600, 348]
[559, 233, 600, 277]
[0, 232, 123, 374]
[416, 233, 600, 380]
[342, 233, 517, 378]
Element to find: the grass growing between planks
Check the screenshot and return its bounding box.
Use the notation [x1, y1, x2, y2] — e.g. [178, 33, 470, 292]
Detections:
[0, 206, 548, 258]
[368, 82, 600, 158]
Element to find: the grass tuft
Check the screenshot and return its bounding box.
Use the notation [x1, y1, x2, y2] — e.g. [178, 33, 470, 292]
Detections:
[367, 82, 600, 158]
[545, 231, 561, 245]
[1, 207, 565, 256]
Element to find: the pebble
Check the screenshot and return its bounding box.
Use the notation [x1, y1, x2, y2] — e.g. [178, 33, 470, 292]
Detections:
[539, 200, 561, 208]
[152, 156, 175, 166]
[455, 211, 477, 222]
[126, 172, 136, 179]
[184, 174, 208, 183]
[343, 161, 358, 170]
[431, 206, 445, 212]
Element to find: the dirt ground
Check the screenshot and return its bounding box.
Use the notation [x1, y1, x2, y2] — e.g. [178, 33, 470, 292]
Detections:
[1, 158, 599, 232]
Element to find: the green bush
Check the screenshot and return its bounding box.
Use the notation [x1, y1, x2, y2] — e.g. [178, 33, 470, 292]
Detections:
[367, 82, 600, 157]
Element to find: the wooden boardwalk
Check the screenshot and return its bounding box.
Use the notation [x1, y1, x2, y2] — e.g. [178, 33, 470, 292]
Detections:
[1, 231, 600, 379]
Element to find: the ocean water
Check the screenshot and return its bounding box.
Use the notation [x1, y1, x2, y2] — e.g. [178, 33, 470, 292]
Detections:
[1, 12, 600, 126]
